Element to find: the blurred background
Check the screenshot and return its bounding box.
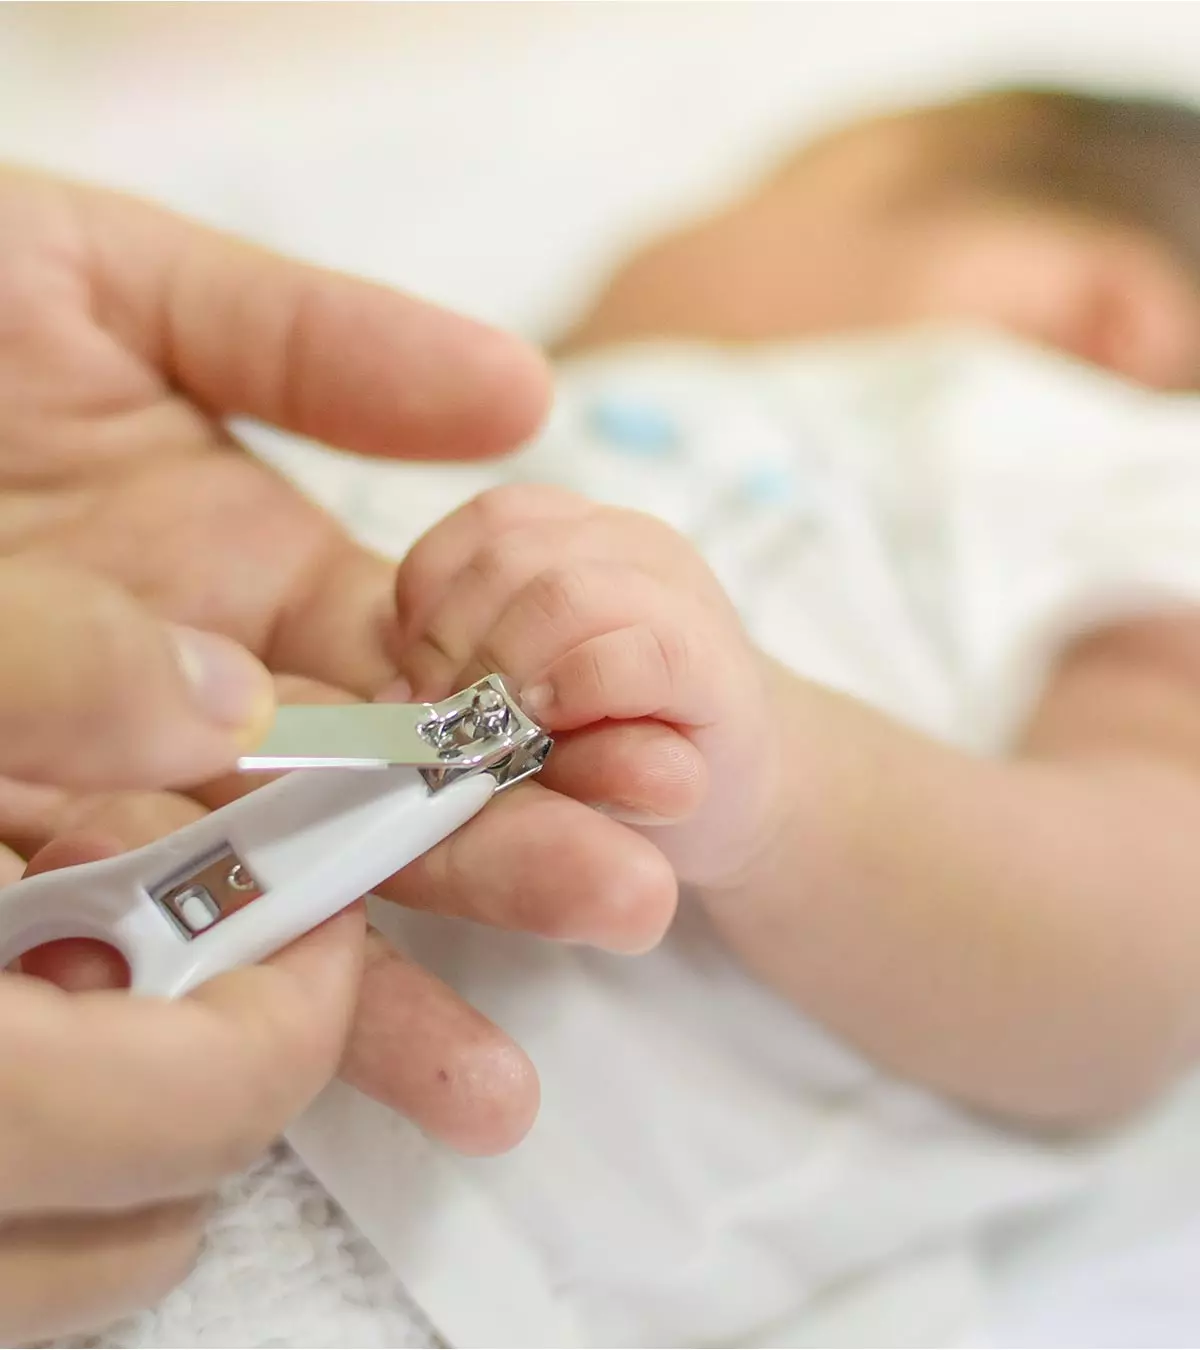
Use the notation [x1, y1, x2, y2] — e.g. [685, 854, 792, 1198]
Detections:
[3, 2, 1200, 345]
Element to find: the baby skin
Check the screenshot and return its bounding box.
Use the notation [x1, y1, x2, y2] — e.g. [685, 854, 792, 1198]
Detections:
[395, 483, 1200, 1127]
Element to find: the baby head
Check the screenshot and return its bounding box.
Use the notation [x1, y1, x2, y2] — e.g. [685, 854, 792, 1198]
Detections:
[562, 87, 1200, 389]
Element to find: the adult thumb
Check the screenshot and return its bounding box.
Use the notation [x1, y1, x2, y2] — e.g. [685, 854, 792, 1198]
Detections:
[0, 560, 275, 789]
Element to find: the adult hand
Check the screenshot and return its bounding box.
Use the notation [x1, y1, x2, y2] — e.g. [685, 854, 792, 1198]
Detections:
[0, 838, 363, 1345]
[0, 166, 676, 1157]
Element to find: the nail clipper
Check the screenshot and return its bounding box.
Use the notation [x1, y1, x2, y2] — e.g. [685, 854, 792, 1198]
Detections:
[0, 676, 550, 997]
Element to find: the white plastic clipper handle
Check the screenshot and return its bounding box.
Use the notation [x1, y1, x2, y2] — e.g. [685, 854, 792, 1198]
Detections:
[0, 768, 494, 998]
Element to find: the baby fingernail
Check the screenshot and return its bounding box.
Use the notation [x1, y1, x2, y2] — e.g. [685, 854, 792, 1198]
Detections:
[376, 676, 413, 704]
[520, 683, 552, 719]
[168, 624, 276, 740]
[591, 802, 678, 826]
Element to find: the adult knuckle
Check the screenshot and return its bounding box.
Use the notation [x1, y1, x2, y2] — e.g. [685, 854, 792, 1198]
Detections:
[208, 1025, 319, 1173]
[0, 1199, 208, 1344]
[136, 1207, 208, 1306]
[187, 1070, 277, 1180]
[207, 1115, 274, 1179]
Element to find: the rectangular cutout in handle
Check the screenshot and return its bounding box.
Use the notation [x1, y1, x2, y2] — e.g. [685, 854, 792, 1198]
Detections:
[151, 845, 263, 940]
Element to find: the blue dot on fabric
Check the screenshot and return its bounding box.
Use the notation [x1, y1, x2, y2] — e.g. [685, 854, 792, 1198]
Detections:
[586, 395, 681, 457]
[739, 465, 796, 505]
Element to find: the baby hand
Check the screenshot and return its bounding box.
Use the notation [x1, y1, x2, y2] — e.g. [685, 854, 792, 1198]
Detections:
[394, 486, 782, 889]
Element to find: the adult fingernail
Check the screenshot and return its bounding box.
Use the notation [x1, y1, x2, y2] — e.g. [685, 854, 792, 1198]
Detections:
[168, 624, 276, 740]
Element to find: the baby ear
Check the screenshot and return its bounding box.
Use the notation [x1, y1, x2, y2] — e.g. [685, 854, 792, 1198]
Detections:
[912, 210, 1200, 390]
[1064, 228, 1200, 389]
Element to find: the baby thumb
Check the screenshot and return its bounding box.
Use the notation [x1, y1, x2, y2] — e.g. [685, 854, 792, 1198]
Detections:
[0, 560, 275, 790]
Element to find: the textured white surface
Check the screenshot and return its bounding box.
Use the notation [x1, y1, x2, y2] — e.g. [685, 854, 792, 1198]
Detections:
[64, 1144, 439, 1350]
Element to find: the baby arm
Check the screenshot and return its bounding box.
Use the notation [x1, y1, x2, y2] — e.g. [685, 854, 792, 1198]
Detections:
[394, 486, 1200, 1127]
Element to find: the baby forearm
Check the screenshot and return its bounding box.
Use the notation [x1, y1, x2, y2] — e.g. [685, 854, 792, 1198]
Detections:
[700, 657, 1200, 1125]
